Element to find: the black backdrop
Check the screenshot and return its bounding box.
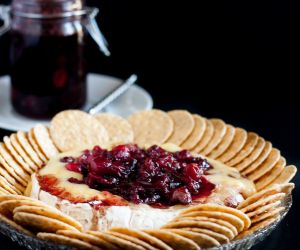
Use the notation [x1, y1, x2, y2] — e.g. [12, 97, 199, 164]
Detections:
[0, 0, 300, 249]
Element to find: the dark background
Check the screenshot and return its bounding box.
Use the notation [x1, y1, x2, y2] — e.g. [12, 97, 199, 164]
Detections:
[0, 0, 300, 249]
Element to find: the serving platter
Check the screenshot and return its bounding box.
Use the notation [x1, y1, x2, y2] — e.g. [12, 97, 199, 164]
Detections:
[0, 109, 296, 250]
[0, 195, 292, 250]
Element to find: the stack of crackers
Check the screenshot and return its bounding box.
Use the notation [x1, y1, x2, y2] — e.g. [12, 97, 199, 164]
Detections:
[0, 109, 296, 250]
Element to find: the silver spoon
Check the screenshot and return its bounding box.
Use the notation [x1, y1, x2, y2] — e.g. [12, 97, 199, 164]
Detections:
[86, 74, 138, 115]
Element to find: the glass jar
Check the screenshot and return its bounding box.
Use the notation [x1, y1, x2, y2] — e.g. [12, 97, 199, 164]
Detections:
[0, 0, 109, 119]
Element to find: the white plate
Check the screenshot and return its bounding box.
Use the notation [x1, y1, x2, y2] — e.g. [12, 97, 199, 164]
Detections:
[0, 73, 153, 131]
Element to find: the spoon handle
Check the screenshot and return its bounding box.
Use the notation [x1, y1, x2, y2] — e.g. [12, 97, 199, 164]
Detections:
[87, 74, 138, 115]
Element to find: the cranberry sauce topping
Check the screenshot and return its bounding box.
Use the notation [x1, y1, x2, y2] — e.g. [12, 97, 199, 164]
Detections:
[37, 175, 128, 206]
[61, 144, 216, 206]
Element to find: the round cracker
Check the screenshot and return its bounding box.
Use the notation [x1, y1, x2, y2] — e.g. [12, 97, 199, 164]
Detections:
[0, 142, 31, 179]
[247, 151, 286, 182]
[183, 227, 229, 244]
[0, 186, 10, 194]
[236, 215, 280, 240]
[0, 164, 16, 184]
[166, 228, 220, 247]
[246, 201, 281, 218]
[109, 227, 172, 250]
[162, 220, 234, 240]
[240, 193, 285, 213]
[0, 194, 40, 202]
[174, 216, 238, 237]
[255, 157, 286, 191]
[251, 206, 284, 224]
[246, 148, 281, 181]
[238, 183, 294, 210]
[0, 199, 48, 218]
[143, 229, 199, 250]
[0, 213, 34, 237]
[226, 132, 259, 166]
[200, 119, 227, 156]
[128, 109, 174, 147]
[241, 141, 272, 175]
[181, 204, 251, 230]
[268, 165, 297, 186]
[251, 215, 280, 231]
[180, 210, 244, 233]
[166, 110, 195, 145]
[192, 119, 214, 153]
[58, 230, 119, 250]
[37, 232, 96, 249]
[278, 182, 296, 193]
[28, 129, 48, 162]
[13, 205, 83, 231]
[208, 124, 235, 158]
[247, 148, 281, 181]
[14, 212, 79, 232]
[16, 131, 43, 167]
[217, 128, 247, 163]
[109, 231, 158, 250]
[24, 180, 32, 197]
[235, 137, 266, 171]
[50, 110, 109, 151]
[32, 125, 59, 159]
[0, 176, 20, 195]
[0, 163, 24, 192]
[95, 113, 134, 146]
[0, 182, 19, 196]
[89, 231, 144, 250]
[3, 135, 36, 175]
[9, 134, 38, 173]
[0, 152, 28, 186]
[180, 114, 206, 150]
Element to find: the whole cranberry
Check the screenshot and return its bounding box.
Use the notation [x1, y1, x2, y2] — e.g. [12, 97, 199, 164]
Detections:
[68, 177, 84, 184]
[184, 163, 203, 181]
[186, 180, 200, 194]
[156, 155, 175, 170]
[87, 173, 117, 186]
[147, 145, 168, 159]
[139, 158, 157, 179]
[170, 187, 192, 204]
[89, 157, 112, 175]
[60, 156, 75, 163]
[111, 145, 131, 159]
[175, 150, 193, 161]
[65, 162, 81, 173]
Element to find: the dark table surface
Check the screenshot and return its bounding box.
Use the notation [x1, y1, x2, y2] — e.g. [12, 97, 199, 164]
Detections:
[1, 0, 300, 249]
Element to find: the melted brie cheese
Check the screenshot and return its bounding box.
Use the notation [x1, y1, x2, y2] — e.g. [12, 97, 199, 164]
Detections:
[30, 174, 183, 231]
[206, 158, 255, 198]
[161, 143, 256, 198]
[39, 151, 105, 201]
[29, 143, 256, 231]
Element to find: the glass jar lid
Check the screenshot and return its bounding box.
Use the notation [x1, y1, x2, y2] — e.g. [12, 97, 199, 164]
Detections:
[11, 0, 85, 19]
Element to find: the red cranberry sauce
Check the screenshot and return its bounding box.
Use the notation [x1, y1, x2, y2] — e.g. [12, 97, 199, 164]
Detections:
[37, 175, 128, 206]
[60, 144, 216, 207]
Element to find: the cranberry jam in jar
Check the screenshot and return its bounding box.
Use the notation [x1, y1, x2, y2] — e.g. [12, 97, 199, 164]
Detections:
[10, 0, 87, 118]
